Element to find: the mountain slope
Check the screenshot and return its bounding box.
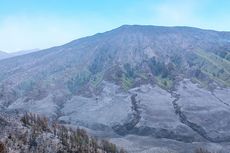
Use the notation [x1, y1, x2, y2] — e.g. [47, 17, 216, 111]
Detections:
[0, 25, 230, 153]
[0, 25, 229, 89]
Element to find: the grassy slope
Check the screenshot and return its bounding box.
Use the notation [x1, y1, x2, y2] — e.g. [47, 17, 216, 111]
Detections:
[194, 50, 230, 86]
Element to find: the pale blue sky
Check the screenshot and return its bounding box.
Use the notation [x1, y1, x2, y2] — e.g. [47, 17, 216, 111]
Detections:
[1, 0, 230, 52]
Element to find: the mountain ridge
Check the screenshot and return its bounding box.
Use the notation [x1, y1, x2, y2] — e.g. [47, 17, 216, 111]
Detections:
[0, 25, 229, 88]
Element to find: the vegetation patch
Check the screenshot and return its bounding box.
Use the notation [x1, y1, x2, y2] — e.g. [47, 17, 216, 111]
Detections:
[147, 57, 175, 89]
[121, 74, 133, 91]
[194, 50, 230, 86]
[89, 72, 104, 88]
[17, 80, 36, 96]
[156, 76, 173, 89]
[67, 70, 91, 94]
[2, 113, 127, 153]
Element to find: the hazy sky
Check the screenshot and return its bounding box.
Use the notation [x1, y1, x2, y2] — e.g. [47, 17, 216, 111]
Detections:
[1, 0, 230, 52]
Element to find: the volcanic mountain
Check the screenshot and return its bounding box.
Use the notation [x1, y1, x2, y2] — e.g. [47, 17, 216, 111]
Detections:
[0, 25, 230, 153]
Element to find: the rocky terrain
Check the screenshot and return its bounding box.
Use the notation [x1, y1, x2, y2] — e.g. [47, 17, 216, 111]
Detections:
[0, 25, 230, 152]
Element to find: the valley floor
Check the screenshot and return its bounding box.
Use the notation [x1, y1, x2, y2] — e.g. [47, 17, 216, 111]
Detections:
[1, 80, 230, 153]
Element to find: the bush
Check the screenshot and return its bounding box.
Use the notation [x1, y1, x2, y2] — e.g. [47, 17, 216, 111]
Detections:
[101, 139, 117, 153]
[21, 113, 49, 132]
[0, 142, 6, 153]
[195, 148, 212, 153]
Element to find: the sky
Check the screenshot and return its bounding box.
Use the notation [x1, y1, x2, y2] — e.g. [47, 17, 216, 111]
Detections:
[0, 0, 230, 53]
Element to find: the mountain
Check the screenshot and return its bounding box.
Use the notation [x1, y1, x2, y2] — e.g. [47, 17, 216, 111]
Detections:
[0, 49, 40, 61]
[10, 48, 40, 57]
[0, 25, 230, 153]
[0, 51, 9, 60]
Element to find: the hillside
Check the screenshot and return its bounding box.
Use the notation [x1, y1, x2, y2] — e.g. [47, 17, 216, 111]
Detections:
[0, 25, 230, 152]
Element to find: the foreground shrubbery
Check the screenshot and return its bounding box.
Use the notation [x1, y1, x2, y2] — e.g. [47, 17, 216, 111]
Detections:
[194, 148, 213, 153]
[0, 113, 219, 153]
[2, 113, 126, 153]
[0, 142, 6, 153]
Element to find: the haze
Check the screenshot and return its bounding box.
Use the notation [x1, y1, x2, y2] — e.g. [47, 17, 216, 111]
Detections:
[0, 0, 230, 52]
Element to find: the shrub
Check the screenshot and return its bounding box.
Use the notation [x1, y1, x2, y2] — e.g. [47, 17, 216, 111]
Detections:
[21, 113, 49, 132]
[195, 148, 212, 153]
[0, 142, 6, 153]
[101, 139, 118, 153]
